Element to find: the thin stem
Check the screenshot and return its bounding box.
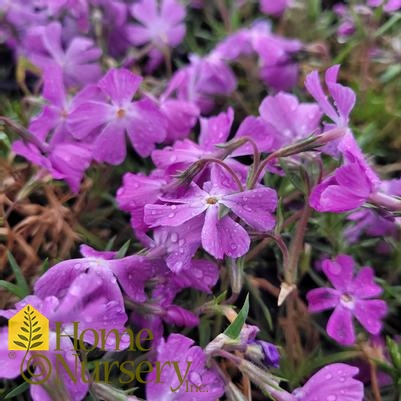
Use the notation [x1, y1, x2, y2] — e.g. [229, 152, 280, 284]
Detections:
[0, 116, 49, 153]
[202, 158, 244, 191]
[285, 203, 312, 284]
[369, 362, 382, 401]
[368, 192, 401, 212]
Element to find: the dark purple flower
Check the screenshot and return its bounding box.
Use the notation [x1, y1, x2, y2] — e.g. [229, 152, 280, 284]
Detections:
[68, 68, 167, 163]
[307, 255, 388, 345]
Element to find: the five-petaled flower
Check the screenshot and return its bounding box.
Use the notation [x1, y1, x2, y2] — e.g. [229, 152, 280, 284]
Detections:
[307, 255, 388, 345]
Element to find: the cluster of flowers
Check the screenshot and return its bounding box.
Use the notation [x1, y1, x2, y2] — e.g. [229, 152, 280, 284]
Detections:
[1, 0, 401, 400]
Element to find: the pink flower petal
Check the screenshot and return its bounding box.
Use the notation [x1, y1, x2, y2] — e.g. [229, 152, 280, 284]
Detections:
[327, 304, 355, 345]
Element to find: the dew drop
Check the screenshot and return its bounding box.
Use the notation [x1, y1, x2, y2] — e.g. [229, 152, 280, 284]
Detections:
[170, 233, 179, 243]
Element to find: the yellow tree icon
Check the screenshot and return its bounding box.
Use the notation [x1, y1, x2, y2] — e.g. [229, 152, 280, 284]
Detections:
[8, 305, 49, 351]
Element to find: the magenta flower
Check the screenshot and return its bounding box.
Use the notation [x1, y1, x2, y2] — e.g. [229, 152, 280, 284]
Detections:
[12, 141, 92, 193]
[144, 181, 277, 259]
[146, 334, 225, 401]
[167, 53, 236, 113]
[258, 92, 322, 149]
[150, 218, 204, 272]
[116, 171, 168, 233]
[24, 21, 101, 87]
[368, 0, 401, 12]
[305, 65, 355, 130]
[269, 363, 363, 401]
[34, 244, 162, 307]
[260, 0, 292, 16]
[309, 157, 377, 213]
[128, 0, 186, 70]
[68, 68, 167, 164]
[307, 255, 387, 345]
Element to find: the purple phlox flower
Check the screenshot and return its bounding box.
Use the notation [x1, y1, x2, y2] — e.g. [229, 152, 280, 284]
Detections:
[304, 66, 375, 164]
[333, 4, 357, 42]
[167, 52, 236, 113]
[250, 21, 302, 91]
[24, 21, 101, 87]
[269, 363, 364, 401]
[68, 68, 167, 164]
[368, 0, 401, 12]
[167, 258, 219, 292]
[0, 1, 47, 45]
[307, 255, 388, 345]
[29, 64, 102, 146]
[159, 81, 200, 142]
[345, 209, 399, 243]
[129, 258, 212, 343]
[260, 0, 292, 16]
[212, 21, 302, 91]
[116, 171, 168, 233]
[152, 107, 234, 172]
[305, 65, 355, 131]
[33, 245, 163, 344]
[11, 66, 100, 193]
[310, 129, 381, 214]
[144, 180, 277, 259]
[12, 140, 92, 193]
[90, 0, 130, 56]
[151, 107, 259, 188]
[345, 178, 401, 242]
[146, 334, 225, 401]
[128, 0, 186, 71]
[149, 217, 204, 272]
[257, 92, 322, 149]
[309, 155, 379, 213]
[0, 295, 89, 401]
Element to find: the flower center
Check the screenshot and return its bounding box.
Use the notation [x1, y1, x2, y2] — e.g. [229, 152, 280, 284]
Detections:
[340, 293, 355, 309]
[116, 108, 126, 118]
[206, 197, 218, 205]
[341, 293, 353, 303]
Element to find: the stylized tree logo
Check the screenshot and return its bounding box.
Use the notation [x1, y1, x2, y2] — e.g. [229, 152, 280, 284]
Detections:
[12, 305, 44, 350]
[8, 305, 51, 385]
[8, 304, 49, 351]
